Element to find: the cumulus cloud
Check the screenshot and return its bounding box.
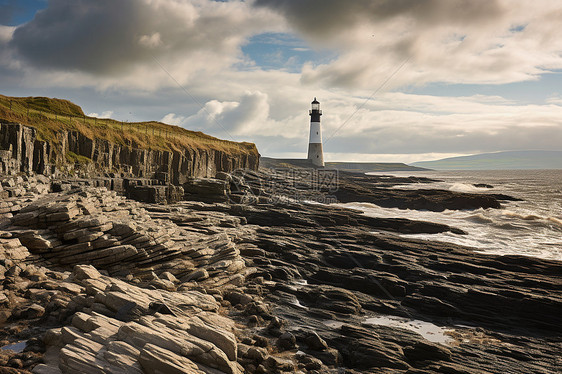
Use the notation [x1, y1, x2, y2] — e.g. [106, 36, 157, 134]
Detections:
[254, 0, 503, 38]
[5, 0, 282, 82]
[161, 113, 186, 127]
[254, 0, 562, 88]
[87, 110, 114, 118]
[161, 91, 275, 137]
[0, 26, 15, 43]
[546, 95, 562, 106]
[138, 33, 163, 49]
[318, 92, 562, 156]
[1, 0, 561, 161]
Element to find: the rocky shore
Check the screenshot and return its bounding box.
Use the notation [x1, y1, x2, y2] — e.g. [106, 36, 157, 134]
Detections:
[0, 170, 560, 373]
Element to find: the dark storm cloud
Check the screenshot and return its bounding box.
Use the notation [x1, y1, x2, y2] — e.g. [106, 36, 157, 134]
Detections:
[8, 0, 269, 75]
[10, 0, 147, 74]
[253, 0, 504, 38]
[253, 0, 530, 89]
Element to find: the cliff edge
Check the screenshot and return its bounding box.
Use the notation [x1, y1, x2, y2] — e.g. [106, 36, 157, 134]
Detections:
[0, 94, 259, 182]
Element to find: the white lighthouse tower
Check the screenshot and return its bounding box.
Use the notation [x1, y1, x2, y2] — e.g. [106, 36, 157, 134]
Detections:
[307, 97, 324, 167]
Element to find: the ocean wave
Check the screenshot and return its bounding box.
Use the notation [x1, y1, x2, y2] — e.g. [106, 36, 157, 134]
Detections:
[503, 211, 542, 220]
[493, 222, 527, 231]
[448, 183, 492, 193]
[501, 210, 562, 227]
[466, 213, 494, 224]
[361, 170, 562, 261]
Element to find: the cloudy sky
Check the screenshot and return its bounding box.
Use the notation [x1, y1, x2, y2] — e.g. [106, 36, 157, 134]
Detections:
[1, 0, 562, 163]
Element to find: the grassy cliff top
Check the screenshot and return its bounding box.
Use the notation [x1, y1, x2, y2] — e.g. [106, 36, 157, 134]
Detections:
[0, 94, 257, 155]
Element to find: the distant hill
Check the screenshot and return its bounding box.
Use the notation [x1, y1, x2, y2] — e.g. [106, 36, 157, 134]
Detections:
[260, 157, 427, 172]
[411, 150, 562, 170]
[325, 162, 427, 172]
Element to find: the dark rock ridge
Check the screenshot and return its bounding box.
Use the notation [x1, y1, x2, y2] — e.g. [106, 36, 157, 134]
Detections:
[228, 169, 520, 212]
[1, 166, 559, 373]
[0, 122, 259, 180]
[332, 172, 522, 212]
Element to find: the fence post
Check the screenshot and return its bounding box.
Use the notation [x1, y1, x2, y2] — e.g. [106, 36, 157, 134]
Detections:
[9, 101, 12, 110]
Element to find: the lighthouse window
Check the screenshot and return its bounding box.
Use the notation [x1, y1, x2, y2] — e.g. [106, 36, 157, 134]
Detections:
[316, 132, 318, 135]
[317, 155, 319, 158]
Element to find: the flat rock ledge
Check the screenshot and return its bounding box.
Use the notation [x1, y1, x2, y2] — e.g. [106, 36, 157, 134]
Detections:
[0, 172, 560, 374]
[34, 264, 239, 374]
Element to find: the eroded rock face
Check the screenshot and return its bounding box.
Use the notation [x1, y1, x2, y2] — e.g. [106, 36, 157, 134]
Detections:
[0, 170, 560, 374]
[0, 186, 254, 374]
[31, 265, 239, 374]
[6, 187, 245, 281]
[0, 122, 259, 180]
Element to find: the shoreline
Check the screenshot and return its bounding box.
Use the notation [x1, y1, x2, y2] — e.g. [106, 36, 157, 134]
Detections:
[0, 169, 561, 373]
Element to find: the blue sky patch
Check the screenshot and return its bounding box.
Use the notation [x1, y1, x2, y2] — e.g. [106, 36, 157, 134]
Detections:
[0, 0, 47, 26]
[241, 32, 336, 73]
[408, 71, 562, 105]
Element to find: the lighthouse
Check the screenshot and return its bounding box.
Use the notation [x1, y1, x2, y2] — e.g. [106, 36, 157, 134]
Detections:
[307, 97, 325, 167]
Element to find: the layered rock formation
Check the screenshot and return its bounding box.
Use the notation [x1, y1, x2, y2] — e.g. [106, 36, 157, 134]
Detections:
[0, 122, 259, 181]
[1, 169, 560, 373]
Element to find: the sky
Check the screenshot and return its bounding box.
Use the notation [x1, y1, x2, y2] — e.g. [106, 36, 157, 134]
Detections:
[1, 0, 562, 163]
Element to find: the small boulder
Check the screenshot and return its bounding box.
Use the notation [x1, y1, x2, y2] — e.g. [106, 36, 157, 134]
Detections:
[305, 332, 328, 351]
[277, 332, 296, 351]
[12, 303, 45, 319]
[265, 356, 295, 372]
[245, 347, 267, 363]
[72, 265, 101, 281]
[158, 272, 178, 283]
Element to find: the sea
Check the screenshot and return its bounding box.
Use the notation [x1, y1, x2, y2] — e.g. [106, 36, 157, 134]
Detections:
[337, 169, 562, 261]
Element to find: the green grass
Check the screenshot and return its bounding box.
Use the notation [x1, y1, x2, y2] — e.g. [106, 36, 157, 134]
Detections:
[0, 94, 257, 156]
[66, 151, 92, 165]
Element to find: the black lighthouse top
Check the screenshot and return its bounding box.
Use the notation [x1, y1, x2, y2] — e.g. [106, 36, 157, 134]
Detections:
[309, 97, 322, 122]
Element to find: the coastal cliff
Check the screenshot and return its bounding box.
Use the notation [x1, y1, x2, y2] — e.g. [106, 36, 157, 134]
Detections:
[0, 122, 258, 181]
[0, 95, 259, 182]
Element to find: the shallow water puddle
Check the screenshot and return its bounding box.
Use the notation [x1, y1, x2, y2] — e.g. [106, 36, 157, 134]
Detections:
[322, 320, 346, 329]
[1, 341, 27, 352]
[363, 315, 453, 344]
[290, 298, 309, 310]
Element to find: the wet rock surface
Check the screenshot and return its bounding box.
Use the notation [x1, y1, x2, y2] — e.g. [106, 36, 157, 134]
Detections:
[0, 170, 560, 373]
[331, 172, 522, 211]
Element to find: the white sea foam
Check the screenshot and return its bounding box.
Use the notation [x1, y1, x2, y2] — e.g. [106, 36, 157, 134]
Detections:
[338, 170, 562, 261]
[448, 183, 491, 193]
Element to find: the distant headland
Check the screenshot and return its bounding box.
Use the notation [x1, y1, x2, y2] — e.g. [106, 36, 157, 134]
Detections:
[260, 157, 428, 172]
[411, 150, 562, 170]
